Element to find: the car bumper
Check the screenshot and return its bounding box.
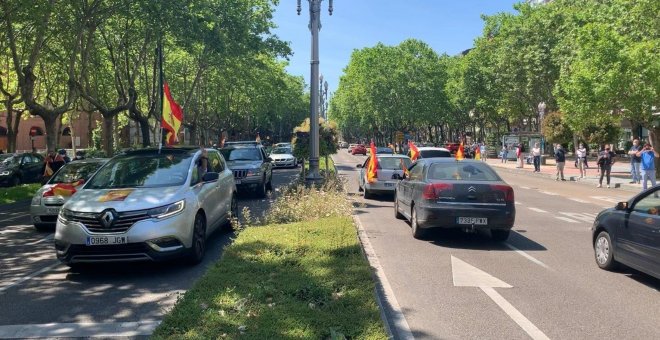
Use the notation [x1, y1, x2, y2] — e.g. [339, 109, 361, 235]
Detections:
[30, 204, 63, 226]
[234, 175, 263, 189]
[54, 210, 193, 264]
[365, 181, 398, 194]
[272, 159, 296, 168]
[415, 204, 515, 230]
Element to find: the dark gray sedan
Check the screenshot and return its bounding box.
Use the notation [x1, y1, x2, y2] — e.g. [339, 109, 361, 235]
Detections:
[394, 159, 515, 240]
[592, 185, 660, 279]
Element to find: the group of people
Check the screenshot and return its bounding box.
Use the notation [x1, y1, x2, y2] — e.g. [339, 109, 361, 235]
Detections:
[42, 149, 85, 180]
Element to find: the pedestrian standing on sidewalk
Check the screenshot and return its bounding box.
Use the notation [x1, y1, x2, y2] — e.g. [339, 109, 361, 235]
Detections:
[501, 145, 508, 163]
[480, 143, 487, 162]
[516, 143, 524, 168]
[554, 144, 566, 181]
[597, 145, 615, 188]
[532, 142, 541, 172]
[636, 143, 658, 190]
[628, 139, 642, 184]
[576, 143, 588, 179]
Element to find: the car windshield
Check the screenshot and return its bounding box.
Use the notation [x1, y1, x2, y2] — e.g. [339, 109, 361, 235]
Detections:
[420, 150, 451, 158]
[378, 157, 411, 170]
[427, 163, 501, 181]
[86, 153, 192, 189]
[271, 148, 291, 155]
[49, 162, 104, 184]
[221, 148, 262, 161]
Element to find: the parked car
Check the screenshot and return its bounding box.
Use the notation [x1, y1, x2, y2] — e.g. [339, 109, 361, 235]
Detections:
[274, 142, 292, 149]
[591, 185, 660, 279]
[394, 159, 515, 240]
[55, 147, 237, 267]
[408, 147, 452, 159]
[30, 158, 108, 231]
[269, 147, 297, 168]
[376, 147, 394, 155]
[339, 141, 349, 148]
[348, 144, 358, 153]
[224, 141, 261, 147]
[0, 153, 45, 187]
[357, 154, 411, 198]
[220, 144, 273, 197]
[351, 144, 367, 155]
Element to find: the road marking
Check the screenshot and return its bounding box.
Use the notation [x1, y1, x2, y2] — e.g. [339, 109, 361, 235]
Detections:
[451, 256, 550, 340]
[0, 262, 60, 294]
[0, 214, 29, 223]
[354, 216, 414, 339]
[569, 198, 589, 203]
[559, 212, 596, 223]
[590, 196, 624, 204]
[0, 320, 161, 339]
[554, 216, 578, 223]
[538, 191, 558, 196]
[504, 243, 550, 269]
[528, 207, 547, 213]
[520, 186, 530, 190]
[25, 233, 54, 246]
[515, 201, 522, 205]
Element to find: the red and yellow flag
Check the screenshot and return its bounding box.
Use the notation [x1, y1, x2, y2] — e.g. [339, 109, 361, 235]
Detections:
[48, 179, 85, 197]
[456, 142, 465, 160]
[400, 158, 409, 178]
[161, 82, 183, 146]
[366, 141, 379, 183]
[474, 145, 481, 160]
[408, 141, 420, 161]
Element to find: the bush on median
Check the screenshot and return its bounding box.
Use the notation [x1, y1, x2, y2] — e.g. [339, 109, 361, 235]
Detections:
[0, 183, 41, 205]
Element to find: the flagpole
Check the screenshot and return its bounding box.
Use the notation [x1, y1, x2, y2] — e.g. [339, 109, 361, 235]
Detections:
[157, 38, 164, 153]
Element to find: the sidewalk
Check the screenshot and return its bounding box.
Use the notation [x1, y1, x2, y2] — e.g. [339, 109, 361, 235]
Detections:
[485, 157, 644, 193]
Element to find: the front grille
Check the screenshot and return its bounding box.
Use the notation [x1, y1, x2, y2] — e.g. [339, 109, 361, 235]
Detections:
[233, 170, 248, 179]
[68, 210, 150, 233]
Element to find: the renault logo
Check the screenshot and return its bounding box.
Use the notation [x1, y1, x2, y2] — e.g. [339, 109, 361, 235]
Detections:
[100, 210, 116, 228]
[468, 186, 476, 193]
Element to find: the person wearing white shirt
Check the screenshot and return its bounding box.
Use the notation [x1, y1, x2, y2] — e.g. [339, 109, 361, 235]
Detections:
[531, 143, 542, 172]
[576, 143, 588, 179]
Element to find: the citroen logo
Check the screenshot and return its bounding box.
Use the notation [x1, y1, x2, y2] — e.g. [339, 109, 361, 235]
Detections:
[468, 186, 477, 193]
[100, 210, 116, 228]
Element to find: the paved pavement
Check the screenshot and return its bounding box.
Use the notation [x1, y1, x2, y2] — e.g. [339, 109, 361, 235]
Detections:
[334, 150, 659, 340]
[0, 167, 300, 339]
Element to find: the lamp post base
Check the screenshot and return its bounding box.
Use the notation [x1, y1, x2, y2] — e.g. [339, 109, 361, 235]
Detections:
[305, 158, 323, 182]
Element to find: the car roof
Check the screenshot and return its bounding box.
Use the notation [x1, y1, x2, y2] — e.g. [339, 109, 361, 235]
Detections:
[418, 147, 450, 152]
[421, 158, 483, 164]
[221, 144, 263, 150]
[225, 141, 260, 145]
[71, 158, 109, 164]
[375, 154, 410, 159]
[123, 147, 199, 156]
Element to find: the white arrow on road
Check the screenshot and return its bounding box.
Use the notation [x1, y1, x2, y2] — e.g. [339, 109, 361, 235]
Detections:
[451, 256, 550, 340]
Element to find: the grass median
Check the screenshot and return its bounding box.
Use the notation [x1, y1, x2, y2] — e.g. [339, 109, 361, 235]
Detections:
[0, 183, 41, 205]
[153, 179, 387, 339]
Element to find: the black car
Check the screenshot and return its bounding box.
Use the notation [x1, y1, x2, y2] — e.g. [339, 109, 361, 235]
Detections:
[0, 153, 46, 187]
[592, 185, 660, 279]
[394, 159, 515, 240]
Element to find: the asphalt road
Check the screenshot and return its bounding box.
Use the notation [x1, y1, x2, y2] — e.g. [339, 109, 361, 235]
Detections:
[0, 167, 300, 339]
[334, 151, 660, 340]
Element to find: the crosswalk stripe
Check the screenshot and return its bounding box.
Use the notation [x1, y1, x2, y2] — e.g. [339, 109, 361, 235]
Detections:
[569, 198, 589, 203]
[528, 207, 547, 213]
[554, 216, 578, 223]
[590, 196, 626, 204]
[559, 212, 595, 223]
[539, 191, 558, 196]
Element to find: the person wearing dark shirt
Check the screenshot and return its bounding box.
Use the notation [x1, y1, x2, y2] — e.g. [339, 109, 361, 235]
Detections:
[597, 145, 616, 188]
[554, 144, 566, 181]
[628, 139, 642, 184]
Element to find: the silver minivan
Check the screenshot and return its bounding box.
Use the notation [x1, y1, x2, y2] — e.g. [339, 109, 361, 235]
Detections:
[55, 147, 237, 266]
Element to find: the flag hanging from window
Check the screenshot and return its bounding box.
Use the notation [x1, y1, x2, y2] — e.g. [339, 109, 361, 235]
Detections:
[367, 141, 379, 183]
[474, 145, 481, 160]
[408, 141, 420, 161]
[456, 141, 465, 160]
[161, 82, 183, 146]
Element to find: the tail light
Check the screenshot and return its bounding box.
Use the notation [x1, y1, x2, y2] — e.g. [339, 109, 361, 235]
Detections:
[422, 183, 453, 200]
[490, 184, 514, 203]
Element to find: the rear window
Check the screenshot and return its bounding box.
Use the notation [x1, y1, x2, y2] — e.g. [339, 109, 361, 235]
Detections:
[427, 163, 501, 181]
[378, 157, 411, 170]
[420, 150, 451, 158]
[49, 162, 103, 184]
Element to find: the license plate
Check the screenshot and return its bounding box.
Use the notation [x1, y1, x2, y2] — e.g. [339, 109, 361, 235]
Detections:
[457, 217, 488, 225]
[235, 179, 242, 185]
[384, 182, 394, 187]
[46, 207, 61, 214]
[86, 236, 128, 246]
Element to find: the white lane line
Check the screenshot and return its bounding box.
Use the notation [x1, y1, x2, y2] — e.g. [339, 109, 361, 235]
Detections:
[481, 287, 551, 340]
[554, 216, 578, 223]
[520, 186, 530, 190]
[0, 262, 60, 294]
[515, 201, 522, 205]
[528, 207, 547, 213]
[569, 198, 589, 203]
[504, 243, 550, 269]
[0, 214, 29, 223]
[590, 196, 624, 204]
[0, 320, 161, 339]
[353, 216, 414, 340]
[559, 212, 595, 223]
[25, 233, 54, 246]
[538, 191, 558, 196]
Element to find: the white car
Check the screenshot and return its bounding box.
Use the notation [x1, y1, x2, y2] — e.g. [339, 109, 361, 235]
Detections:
[269, 147, 297, 168]
[357, 154, 412, 199]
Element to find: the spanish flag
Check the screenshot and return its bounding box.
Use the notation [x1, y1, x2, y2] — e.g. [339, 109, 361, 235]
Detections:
[456, 142, 465, 161]
[161, 82, 183, 146]
[367, 141, 379, 183]
[474, 145, 481, 160]
[408, 141, 420, 161]
[49, 179, 85, 197]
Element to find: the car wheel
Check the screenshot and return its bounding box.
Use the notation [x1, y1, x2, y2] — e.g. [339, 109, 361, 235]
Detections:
[394, 193, 404, 220]
[490, 229, 510, 242]
[266, 174, 273, 191]
[187, 213, 206, 265]
[363, 186, 372, 199]
[226, 194, 239, 231]
[11, 176, 21, 187]
[256, 178, 267, 198]
[34, 224, 52, 232]
[594, 231, 618, 270]
[411, 206, 426, 239]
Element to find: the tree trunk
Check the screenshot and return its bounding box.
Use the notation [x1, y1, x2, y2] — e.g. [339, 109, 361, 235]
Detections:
[102, 114, 113, 156]
[43, 114, 58, 152]
[87, 112, 94, 148]
[139, 117, 151, 147]
[55, 114, 63, 149]
[5, 106, 22, 153]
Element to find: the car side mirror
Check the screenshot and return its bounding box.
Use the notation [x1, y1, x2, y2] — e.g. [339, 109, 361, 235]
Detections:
[615, 201, 628, 211]
[356, 164, 362, 168]
[202, 172, 219, 182]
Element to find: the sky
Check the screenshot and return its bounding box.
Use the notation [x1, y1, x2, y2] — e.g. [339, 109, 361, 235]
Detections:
[272, 0, 521, 95]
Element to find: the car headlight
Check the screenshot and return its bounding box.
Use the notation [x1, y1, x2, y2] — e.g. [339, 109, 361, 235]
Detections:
[58, 208, 73, 224]
[0, 171, 10, 176]
[247, 169, 261, 177]
[148, 200, 186, 219]
[31, 196, 41, 206]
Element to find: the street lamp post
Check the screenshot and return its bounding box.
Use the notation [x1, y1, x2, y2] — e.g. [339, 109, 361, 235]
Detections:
[538, 101, 547, 152]
[298, 0, 332, 181]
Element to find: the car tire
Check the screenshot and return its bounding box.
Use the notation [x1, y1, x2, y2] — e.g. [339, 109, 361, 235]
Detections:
[411, 206, 426, 239]
[363, 187, 372, 199]
[394, 193, 404, 220]
[34, 224, 53, 232]
[594, 231, 618, 270]
[266, 174, 273, 191]
[256, 178, 267, 198]
[187, 213, 206, 265]
[490, 229, 510, 242]
[226, 194, 239, 231]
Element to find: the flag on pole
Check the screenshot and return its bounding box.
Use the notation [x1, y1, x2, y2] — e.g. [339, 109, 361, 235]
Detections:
[408, 141, 420, 161]
[400, 158, 409, 178]
[456, 142, 465, 160]
[161, 82, 183, 146]
[367, 141, 379, 183]
[474, 144, 481, 160]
